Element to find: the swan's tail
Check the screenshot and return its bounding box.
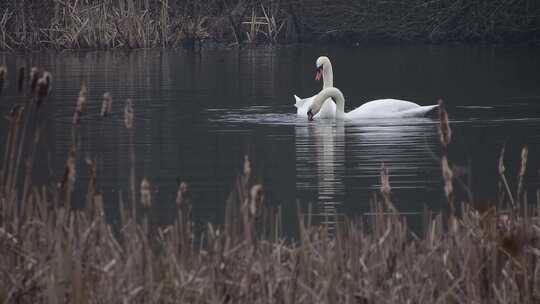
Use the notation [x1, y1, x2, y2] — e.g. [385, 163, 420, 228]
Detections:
[294, 95, 307, 109]
[399, 104, 439, 117]
[421, 105, 439, 114]
[422, 105, 439, 115]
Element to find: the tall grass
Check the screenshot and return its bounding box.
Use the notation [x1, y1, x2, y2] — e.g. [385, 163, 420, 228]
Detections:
[1, 0, 538, 49]
[0, 68, 540, 303]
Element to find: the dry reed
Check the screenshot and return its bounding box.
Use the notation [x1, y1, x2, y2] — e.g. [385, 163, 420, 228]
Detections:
[0, 65, 7, 96]
[100, 92, 112, 117]
[0, 69, 539, 303]
[141, 177, 152, 208]
[6, 0, 537, 49]
[72, 84, 88, 125]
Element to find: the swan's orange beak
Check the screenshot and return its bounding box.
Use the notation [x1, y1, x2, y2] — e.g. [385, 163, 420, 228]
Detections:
[315, 67, 322, 81]
[307, 109, 314, 121]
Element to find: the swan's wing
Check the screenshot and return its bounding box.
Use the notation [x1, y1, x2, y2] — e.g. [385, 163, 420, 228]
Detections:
[357, 99, 420, 113]
[397, 105, 439, 117]
[348, 99, 438, 118]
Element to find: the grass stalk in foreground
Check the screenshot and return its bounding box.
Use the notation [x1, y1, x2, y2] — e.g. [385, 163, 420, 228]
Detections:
[0, 69, 539, 303]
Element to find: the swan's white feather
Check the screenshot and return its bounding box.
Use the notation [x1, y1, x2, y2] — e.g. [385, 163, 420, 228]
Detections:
[347, 99, 437, 118]
[295, 95, 336, 118]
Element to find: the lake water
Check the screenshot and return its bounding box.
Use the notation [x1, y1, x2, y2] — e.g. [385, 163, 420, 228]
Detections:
[1, 45, 539, 234]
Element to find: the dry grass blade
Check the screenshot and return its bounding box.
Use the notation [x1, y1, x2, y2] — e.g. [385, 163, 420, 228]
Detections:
[101, 92, 113, 117]
[438, 99, 452, 150]
[141, 177, 152, 208]
[72, 84, 87, 125]
[124, 98, 134, 129]
[498, 144, 516, 210]
[516, 146, 528, 205]
[0, 69, 539, 304]
[1, 0, 539, 49]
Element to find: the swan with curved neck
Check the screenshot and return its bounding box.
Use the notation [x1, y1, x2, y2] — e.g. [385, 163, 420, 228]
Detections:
[307, 87, 438, 121]
[295, 56, 336, 118]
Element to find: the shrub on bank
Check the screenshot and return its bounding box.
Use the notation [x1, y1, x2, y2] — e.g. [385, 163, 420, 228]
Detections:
[0, 0, 539, 49]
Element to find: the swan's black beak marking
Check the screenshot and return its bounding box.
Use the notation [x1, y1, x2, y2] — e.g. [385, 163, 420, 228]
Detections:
[307, 109, 314, 121]
[315, 66, 323, 81]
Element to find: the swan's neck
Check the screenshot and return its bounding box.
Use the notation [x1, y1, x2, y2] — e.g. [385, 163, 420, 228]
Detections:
[335, 96, 345, 119]
[322, 63, 333, 89]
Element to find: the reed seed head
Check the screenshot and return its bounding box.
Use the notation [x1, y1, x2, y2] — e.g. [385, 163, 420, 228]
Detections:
[517, 145, 529, 202]
[59, 144, 77, 190]
[141, 178, 152, 208]
[380, 163, 391, 198]
[29, 67, 41, 93]
[243, 154, 251, 177]
[101, 92, 113, 117]
[8, 104, 24, 122]
[124, 99, 134, 129]
[519, 146, 528, 179]
[176, 181, 190, 208]
[43, 72, 52, 90]
[249, 184, 264, 217]
[441, 156, 454, 202]
[498, 144, 506, 175]
[36, 72, 52, 107]
[438, 99, 452, 148]
[72, 84, 88, 125]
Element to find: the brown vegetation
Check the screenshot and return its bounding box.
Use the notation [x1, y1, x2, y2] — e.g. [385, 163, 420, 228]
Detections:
[0, 0, 539, 50]
[1, 67, 540, 303]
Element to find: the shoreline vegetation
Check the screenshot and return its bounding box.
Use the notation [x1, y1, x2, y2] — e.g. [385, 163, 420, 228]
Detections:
[1, 67, 540, 302]
[0, 0, 540, 50]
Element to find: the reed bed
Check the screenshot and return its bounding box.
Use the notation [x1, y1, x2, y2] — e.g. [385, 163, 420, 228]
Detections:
[1, 68, 540, 303]
[1, 0, 539, 50]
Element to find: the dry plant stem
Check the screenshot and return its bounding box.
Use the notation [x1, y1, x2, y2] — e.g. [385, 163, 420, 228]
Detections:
[516, 146, 528, 207]
[8, 68, 46, 203]
[7, 107, 30, 199]
[2, 75, 540, 303]
[0, 66, 6, 96]
[1, 117, 16, 189]
[438, 100, 455, 219]
[125, 99, 136, 218]
[21, 127, 41, 212]
[1, 0, 540, 49]
[128, 130, 136, 218]
[20, 75, 51, 208]
[498, 144, 516, 210]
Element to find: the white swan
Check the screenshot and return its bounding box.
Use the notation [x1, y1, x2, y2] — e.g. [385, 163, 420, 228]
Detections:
[294, 56, 336, 119]
[307, 87, 438, 121]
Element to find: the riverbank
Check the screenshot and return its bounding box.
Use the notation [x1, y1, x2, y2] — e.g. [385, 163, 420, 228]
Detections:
[1, 0, 539, 50]
[1, 66, 540, 302]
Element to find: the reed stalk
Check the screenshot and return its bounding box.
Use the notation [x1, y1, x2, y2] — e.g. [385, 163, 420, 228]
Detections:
[3, 0, 537, 49]
[0, 72, 539, 303]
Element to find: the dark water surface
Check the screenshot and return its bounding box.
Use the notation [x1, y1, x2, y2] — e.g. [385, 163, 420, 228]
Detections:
[1, 45, 539, 234]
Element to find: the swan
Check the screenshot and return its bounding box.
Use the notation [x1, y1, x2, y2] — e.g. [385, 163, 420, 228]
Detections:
[307, 87, 438, 121]
[294, 56, 336, 119]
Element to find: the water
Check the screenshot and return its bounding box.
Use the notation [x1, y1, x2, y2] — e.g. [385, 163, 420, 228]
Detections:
[1, 45, 539, 234]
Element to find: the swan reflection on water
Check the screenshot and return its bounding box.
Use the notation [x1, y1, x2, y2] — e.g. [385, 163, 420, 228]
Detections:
[295, 121, 346, 233]
[208, 108, 441, 232]
[295, 118, 441, 232]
